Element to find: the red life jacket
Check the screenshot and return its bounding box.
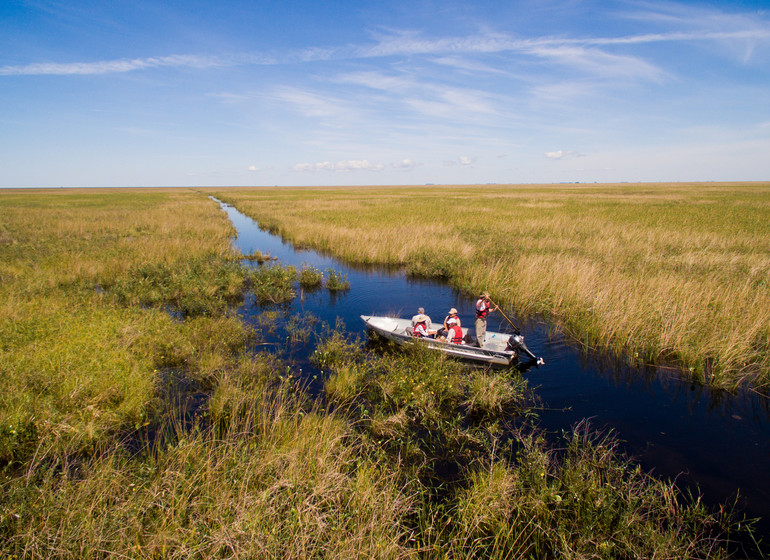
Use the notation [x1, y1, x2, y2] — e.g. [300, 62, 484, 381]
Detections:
[448, 325, 463, 343]
[414, 323, 427, 337]
[476, 299, 490, 318]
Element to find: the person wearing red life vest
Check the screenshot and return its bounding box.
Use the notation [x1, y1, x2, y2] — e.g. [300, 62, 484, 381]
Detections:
[411, 307, 432, 329]
[412, 314, 437, 338]
[446, 323, 463, 344]
[443, 308, 461, 331]
[474, 292, 498, 347]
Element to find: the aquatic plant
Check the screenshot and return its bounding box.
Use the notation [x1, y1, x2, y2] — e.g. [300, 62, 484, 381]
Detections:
[325, 268, 350, 291]
[242, 249, 272, 263]
[298, 264, 323, 288]
[245, 263, 297, 304]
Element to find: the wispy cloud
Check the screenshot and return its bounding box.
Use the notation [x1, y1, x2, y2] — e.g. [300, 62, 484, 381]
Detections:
[0, 54, 234, 76]
[443, 156, 474, 166]
[293, 159, 385, 172]
[4, 16, 766, 78]
[336, 71, 498, 117]
[272, 87, 347, 118]
[525, 45, 666, 82]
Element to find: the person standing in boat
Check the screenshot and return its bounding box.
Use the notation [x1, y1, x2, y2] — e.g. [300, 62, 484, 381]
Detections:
[474, 292, 498, 347]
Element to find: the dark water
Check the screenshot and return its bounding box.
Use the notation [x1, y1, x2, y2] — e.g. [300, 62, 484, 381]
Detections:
[220, 200, 770, 536]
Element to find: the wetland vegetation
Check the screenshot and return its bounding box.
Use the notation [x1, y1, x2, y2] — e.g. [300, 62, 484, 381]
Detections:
[0, 187, 762, 558]
[209, 182, 770, 391]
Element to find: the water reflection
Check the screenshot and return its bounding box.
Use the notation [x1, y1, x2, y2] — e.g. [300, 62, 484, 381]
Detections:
[217, 199, 770, 535]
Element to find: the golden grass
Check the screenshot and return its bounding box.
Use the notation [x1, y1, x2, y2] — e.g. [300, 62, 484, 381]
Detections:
[0, 188, 247, 461]
[208, 182, 770, 389]
[0, 187, 752, 558]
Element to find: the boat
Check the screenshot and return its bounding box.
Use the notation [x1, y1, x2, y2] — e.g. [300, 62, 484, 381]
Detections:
[361, 315, 544, 367]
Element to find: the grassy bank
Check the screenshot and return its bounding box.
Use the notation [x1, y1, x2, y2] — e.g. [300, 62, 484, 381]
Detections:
[209, 183, 770, 390]
[0, 188, 757, 558]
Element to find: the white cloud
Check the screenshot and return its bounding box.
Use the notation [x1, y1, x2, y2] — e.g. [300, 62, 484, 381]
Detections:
[248, 165, 260, 171]
[444, 156, 474, 166]
[432, 56, 508, 75]
[337, 160, 385, 171]
[293, 159, 385, 172]
[392, 159, 420, 169]
[336, 70, 498, 118]
[545, 150, 583, 159]
[525, 45, 666, 82]
[0, 54, 230, 76]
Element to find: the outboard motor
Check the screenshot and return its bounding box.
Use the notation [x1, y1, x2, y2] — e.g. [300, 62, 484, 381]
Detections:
[506, 334, 545, 366]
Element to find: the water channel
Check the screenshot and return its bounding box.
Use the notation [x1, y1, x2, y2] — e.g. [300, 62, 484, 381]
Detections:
[219, 200, 770, 537]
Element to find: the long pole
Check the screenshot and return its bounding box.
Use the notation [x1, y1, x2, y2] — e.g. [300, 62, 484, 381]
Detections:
[487, 297, 520, 334]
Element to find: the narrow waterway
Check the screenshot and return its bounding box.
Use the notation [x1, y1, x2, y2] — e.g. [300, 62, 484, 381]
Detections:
[220, 200, 770, 535]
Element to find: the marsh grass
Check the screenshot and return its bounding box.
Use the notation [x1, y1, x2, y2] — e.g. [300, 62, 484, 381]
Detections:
[243, 249, 274, 263]
[245, 262, 297, 303]
[210, 183, 770, 389]
[0, 188, 249, 464]
[0, 379, 417, 560]
[315, 331, 751, 558]
[0, 188, 756, 559]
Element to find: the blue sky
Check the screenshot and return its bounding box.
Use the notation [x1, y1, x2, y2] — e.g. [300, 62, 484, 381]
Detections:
[1, 0, 769, 187]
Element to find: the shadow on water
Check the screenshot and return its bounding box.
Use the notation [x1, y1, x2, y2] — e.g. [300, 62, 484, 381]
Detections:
[217, 199, 770, 537]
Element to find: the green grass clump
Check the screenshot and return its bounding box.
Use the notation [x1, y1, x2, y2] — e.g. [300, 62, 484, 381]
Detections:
[108, 256, 245, 316]
[298, 264, 323, 289]
[437, 424, 741, 559]
[246, 263, 297, 303]
[325, 268, 350, 291]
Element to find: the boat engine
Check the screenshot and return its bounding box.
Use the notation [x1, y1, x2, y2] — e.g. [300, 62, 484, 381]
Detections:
[506, 334, 545, 366]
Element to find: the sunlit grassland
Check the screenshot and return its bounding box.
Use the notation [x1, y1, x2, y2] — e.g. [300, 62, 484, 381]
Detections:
[0, 188, 754, 558]
[0, 188, 248, 462]
[209, 183, 770, 389]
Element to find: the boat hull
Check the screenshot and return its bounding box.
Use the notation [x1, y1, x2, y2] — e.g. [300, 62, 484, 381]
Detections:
[361, 315, 519, 366]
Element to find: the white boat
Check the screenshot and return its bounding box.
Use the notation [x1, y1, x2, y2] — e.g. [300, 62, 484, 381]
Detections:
[360, 315, 543, 367]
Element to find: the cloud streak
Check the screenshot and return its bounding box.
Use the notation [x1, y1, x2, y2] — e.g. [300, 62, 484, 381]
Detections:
[0, 54, 236, 76]
[3, 19, 767, 77]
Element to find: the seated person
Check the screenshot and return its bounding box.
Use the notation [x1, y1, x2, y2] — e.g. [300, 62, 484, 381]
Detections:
[411, 307, 432, 329]
[446, 323, 463, 344]
[413, 318, 437, 338]
[443, 308, 461, 330]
